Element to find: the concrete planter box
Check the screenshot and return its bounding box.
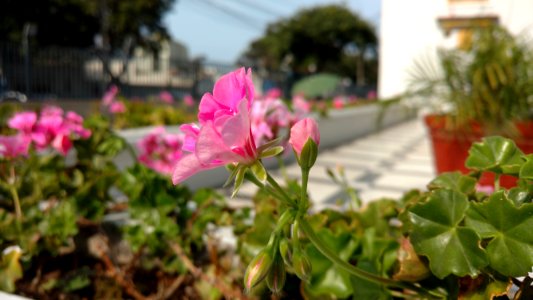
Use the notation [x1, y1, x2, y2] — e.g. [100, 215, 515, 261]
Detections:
[115, 102, 414, 190]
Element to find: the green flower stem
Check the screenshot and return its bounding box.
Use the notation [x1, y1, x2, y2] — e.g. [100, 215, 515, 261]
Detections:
[8, 166, 22, 222]
[298, 217, 444, 299]
[494, 173, 501, 191]
[266, 173, 297, 207]
[299, 168, 310, 214]
[9, 184, 22, 222]
[244, 172, 293, 207]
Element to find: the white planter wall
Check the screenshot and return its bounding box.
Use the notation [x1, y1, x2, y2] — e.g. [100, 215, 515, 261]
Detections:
[115, 102, 414, 190]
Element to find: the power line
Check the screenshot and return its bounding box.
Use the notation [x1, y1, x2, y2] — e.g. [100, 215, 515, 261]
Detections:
[226, 0, 285, 18]
[195, 0, 265, 31]
[186, 0, 257, 32]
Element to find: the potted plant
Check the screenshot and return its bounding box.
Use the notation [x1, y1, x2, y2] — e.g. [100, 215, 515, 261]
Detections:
[407, 24, 533, 187]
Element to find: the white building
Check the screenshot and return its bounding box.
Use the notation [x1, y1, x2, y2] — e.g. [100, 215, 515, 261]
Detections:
[378, 0, 533, 99]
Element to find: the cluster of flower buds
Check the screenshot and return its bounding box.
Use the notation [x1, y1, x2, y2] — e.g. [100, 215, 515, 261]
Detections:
[3, 106, 92, 157]
[244, 216, 312, 294]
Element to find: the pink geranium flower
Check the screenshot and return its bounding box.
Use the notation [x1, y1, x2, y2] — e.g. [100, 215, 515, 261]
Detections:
[332, 96, 345, 109]
[7, 112, 37, 135]
[292, 94, 311, 118]
[183, 95, 195, 107]
[265, 87, 282, 99]
[65, 112, 92, 139]
[0, 135, 31, 159]
[172, 67, 258, 184]
[289, 118, 320, 156]
[366, 90, 377, 100]
[102, 85, 119, 106]
[109, 101, 126, 114]
[138, 127, 183, 175]
[159, 91, 174, 104]
[250, 97, 292, 146]
[6, 106, 91, 156]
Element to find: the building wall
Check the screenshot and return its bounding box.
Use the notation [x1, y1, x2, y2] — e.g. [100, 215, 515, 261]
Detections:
[378, 0, 533, 99]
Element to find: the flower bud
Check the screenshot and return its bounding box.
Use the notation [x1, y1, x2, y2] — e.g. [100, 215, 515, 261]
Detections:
[243, 249, 274, 291]
[279, 238, 293, 267]
[266, 257, 286, 294]
[292, 247, 312, 282]
[289, 118, 320, 169]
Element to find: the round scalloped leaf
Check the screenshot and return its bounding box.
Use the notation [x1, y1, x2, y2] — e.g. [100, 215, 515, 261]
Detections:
[465, 136, 524, 175]
[465, 191, 533, 277]
[408, 189, 488, 278]
[428, 172, 477, 194]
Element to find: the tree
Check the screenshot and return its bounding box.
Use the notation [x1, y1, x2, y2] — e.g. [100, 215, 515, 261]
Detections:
[240, 5, 378, 86]
[0, 0, 175, 50]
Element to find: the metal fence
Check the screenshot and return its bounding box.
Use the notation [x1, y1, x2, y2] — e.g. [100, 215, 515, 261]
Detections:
[0, 41, 237, 101]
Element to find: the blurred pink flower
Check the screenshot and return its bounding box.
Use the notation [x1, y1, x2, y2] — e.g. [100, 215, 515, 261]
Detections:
[7, 112, 37, 134]
[6, 106, 91, 156]
[172, 67, 257, 184]
[476, 184, 494, 194]
[289, 118, 320, 156]
[265, 87, 282, 99]
[332, 96, 345, 109]
[292, 94, 311, 117]
[41, 106, 64, 116]
[159, 91, 174, 104]
[183, 94, 195, 107]
[65, 112, 92, 139]
[0, 135, 31, 159]
[102, 85, 119, 106]
[138, 127, 183, 175]
[366, 90, 377, 100]
[109, 101, 126, 114]
[251, 97, 292, 146]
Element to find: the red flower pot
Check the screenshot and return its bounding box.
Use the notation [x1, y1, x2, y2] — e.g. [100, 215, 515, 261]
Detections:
[424, 115, 533, 188]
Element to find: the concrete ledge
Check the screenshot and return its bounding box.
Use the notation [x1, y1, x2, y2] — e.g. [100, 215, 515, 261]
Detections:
[115, 102, 415, 190]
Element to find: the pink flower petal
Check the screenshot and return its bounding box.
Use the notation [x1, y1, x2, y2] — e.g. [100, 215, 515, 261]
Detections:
[289, 118, 320, 155]
[172, 154, 219, 184]
[8, 112, 37, 133]
[221, 100, 250, 149]
[195, 122, 238, 165]
[212, 67, 254, 111]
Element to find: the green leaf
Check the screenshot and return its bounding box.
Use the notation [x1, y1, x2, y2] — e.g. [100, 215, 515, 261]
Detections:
[408, 189, 488, 278]
[63, 271, 91, 292]
[519, 154, 533, 180]
[351, 261, 392, 300]
[465, 136, 524, 175]
[507, 187, 532, 206]
[428, 172, 477, 194]
[465, 191, 533, 276]
[259, 146, 284, 159]
[304, 229, 359, 298]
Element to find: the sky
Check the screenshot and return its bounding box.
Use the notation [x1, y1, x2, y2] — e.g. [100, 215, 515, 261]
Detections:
[164, 0, 381, 64]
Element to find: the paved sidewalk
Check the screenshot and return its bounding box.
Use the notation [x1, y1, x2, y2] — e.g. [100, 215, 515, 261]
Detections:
[223, 118, 436, 210]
